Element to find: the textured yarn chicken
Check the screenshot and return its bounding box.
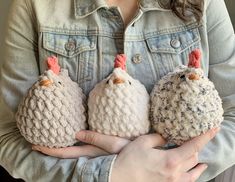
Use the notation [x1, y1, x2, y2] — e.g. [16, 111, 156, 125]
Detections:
[16, 56, 87, 148]
[150, 49, 224, 145]
[88, 54, 150, 139]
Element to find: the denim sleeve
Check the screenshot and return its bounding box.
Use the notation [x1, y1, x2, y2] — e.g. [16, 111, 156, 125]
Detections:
[0, 0, 116, 181]
[198, 0, 235, 181]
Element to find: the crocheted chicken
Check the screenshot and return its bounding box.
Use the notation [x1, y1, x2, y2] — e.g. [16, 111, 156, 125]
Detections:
[150, 49, 224, 145]
[88, 54, 150, 139]
[16, 56, 87, 148]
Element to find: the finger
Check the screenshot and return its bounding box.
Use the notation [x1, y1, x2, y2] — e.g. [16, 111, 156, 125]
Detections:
[178, 164, 208, 182]
[32, 145, 109, 159]
[188, 163, 208, 181]
[76, 130, 130, 153]
[180, 152, 198, 172]
[169, 127, 220, 162]
[135, 133, 166, 148]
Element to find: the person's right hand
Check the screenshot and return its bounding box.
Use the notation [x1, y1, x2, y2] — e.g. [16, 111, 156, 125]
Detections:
[111, 127, 220, 182]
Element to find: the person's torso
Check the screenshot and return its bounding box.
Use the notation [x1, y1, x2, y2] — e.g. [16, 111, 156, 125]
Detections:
[35, 0, 209, 96]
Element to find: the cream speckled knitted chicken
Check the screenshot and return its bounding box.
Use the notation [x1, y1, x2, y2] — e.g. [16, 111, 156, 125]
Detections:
[88, 54, 150, 139]
[150, 49, 224, 145]
[16, 56, 87, 148]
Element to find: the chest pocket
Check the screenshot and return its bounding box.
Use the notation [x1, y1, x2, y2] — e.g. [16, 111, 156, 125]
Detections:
[146, 28, 201, 80]
[42, 32, 97, 85]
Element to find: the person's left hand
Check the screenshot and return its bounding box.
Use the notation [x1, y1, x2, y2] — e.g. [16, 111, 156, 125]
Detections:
[32, 130, 130, 158]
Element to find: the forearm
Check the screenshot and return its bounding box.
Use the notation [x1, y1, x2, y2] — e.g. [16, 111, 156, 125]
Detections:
[198, 119, 235, 181]
[197, 0, 235, 180]
[0, 124, 116, 181]
[198, 94, 235, 182]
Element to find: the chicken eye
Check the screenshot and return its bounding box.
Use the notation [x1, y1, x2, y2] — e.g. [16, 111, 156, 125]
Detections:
[128, 81, 132, 85]
[180, 75, 186, 80]
[58, 81, 62, 85]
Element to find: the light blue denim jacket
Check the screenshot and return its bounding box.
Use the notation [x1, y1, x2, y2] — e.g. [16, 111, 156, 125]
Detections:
[0, 0, 235, 181]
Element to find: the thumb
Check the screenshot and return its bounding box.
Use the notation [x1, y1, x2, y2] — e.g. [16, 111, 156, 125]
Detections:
[135, 134, 166, 148]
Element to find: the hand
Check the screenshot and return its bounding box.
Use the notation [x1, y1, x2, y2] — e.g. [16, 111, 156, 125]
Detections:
[111, 127, 220, 182]
[32, 130, 130, 158]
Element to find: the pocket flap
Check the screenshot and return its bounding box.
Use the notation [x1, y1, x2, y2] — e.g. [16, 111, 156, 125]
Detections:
[43, 32, 96, 58]
[146, 28, 200, 54]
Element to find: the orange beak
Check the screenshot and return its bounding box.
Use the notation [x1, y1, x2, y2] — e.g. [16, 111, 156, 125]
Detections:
[188, 73, 200, 80]
[39, 79, 53, 87]
[113, 78, 125, 84]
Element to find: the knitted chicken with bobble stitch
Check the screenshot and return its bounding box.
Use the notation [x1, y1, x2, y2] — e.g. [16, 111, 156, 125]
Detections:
[150, 49, 224, 145]
[88, 54, 150, 139]
[16, 56, 87, 148]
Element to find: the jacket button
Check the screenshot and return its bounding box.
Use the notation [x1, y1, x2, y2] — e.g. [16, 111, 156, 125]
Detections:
[132, 54, 142, 64]
[65, 38, 76, 52]
[170, 39, 181, 49]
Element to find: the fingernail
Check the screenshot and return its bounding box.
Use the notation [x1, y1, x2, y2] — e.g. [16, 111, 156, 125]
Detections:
[76, 131, 86, 140]
[203, 164, 208, 170]
[32, 146, 40, 151]
[213, 127, 221, 134]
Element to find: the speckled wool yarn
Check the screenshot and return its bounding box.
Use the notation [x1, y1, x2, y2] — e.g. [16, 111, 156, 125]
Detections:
[16, 69, 87, 148]
[150, 65, 224, 145]
[88, 68, 150, 139]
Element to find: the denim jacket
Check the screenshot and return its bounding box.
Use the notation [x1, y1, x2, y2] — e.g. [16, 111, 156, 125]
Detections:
[0, 0, 235, 181]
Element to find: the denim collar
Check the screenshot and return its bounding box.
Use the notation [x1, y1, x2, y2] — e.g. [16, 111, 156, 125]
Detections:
[74, 0, 170, 18]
